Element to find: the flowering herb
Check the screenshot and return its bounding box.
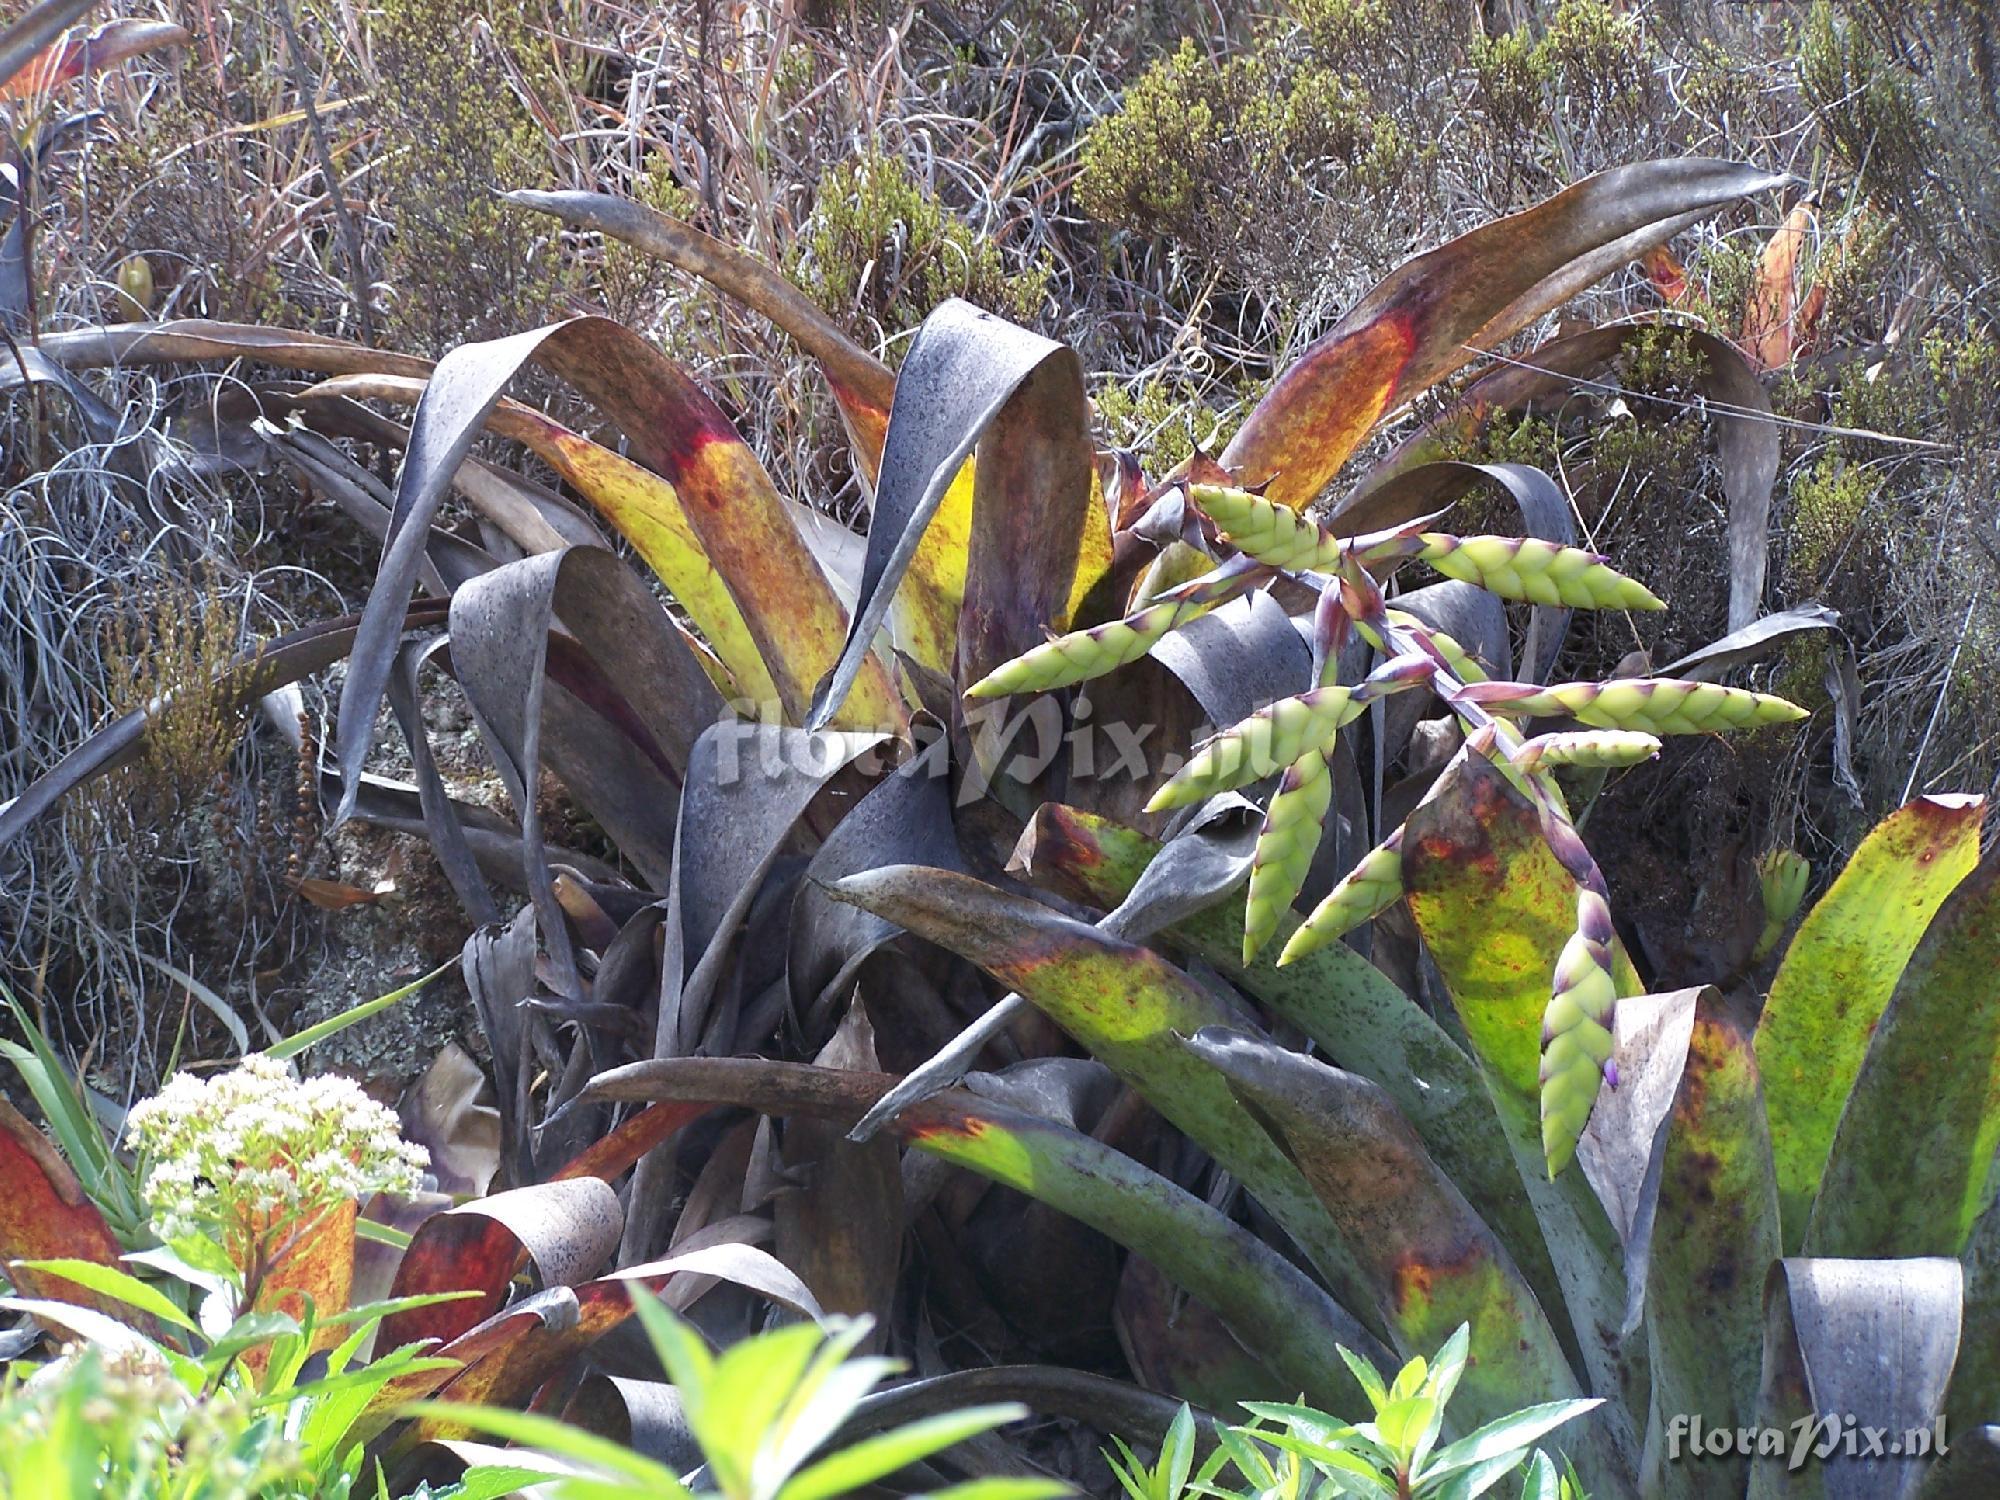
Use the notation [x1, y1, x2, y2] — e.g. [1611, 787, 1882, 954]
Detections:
[125, 1054, 427, 1294]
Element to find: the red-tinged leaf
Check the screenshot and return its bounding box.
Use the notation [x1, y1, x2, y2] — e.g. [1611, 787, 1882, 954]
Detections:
[0, 0, 101, 93]
[0, 598, 447, 852]
[1754, 794, 1986, 1252]
[825, 864, 1386, 1326]
[551, 1101, 713, 1187]
[380, 1178, 623, 1352]
[1181, 1029, 1597, 1458]
[409, 1241, 824, 1437]
[360, 1301, 551, 1442]
[255, 1199, 357, 1359]
[582, 1055, 1383, 1408]
[1349, 324, 1779, 631]
[0, 1098, 123, 1313]
[806, 299, 1096, 732]
[0, 17, 187, 99]
[1741, 199, 1816, 373]
[304, 372, 782, 708]
[1640, 244, 1689, 304]
[1222, 158, 1786, 509]
[1399, 755, 1644, 1447]
[1806, 852, 2000, 1258]
[332, 321, 903, 830]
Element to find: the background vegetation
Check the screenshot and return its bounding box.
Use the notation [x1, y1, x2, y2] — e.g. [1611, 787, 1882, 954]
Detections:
[2, 1, 1999, 1494]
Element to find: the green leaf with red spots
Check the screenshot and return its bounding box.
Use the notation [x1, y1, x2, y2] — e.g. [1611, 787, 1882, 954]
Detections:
[0, 1098, 124, 1315]
[1178, 1029, 1586, 1445]
[1754, 794, 1986, 1252]
[824, 864, 1380, 1325]
[1616, 996, 1780, 1500]
[1220, 158, 1785, 511]
[1399, 755, 1643, 1452]
[1806, 850, 2000, 1259]
[579, 1054, 1379, 1412]
[1011, 802, 1567, 1348]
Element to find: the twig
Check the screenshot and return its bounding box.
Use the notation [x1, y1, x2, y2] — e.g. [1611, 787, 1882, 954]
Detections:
[271, 0, 375, 345]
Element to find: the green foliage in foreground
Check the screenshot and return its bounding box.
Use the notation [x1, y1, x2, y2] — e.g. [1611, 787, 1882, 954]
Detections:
[422, 1293, 1062, 1500]
[1107, 1326, 1595, 1500]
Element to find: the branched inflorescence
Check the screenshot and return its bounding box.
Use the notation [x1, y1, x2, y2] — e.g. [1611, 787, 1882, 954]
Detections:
[968, 479, 1809, 1174]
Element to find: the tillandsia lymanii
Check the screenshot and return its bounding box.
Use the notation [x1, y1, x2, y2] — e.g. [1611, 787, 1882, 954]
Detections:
[969, 481, 1807, 1174]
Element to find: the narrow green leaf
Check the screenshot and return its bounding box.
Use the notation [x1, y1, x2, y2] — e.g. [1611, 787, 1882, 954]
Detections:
[268, 959, 454, 1060]
[777, 1404, 1028, 1500]
[1806, 853, 2000, 1257]
[8, 1258, 196, 1333]
[402, 1400, 692, 1494]
[1755, 794, 1985, 1251]
[1424, 1401, 1604, 1483]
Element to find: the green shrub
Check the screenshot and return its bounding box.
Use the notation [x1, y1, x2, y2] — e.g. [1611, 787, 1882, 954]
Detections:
[787, 151, 1047, 350]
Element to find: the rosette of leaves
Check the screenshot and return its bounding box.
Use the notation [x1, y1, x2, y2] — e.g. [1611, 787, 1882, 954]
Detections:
[15, 154, 1969, 1499]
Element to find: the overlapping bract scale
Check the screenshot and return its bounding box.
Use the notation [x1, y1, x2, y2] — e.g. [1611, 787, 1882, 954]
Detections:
[1458, 677, 1808, 735]
[1539, 888, 1620, 1176]
[963, 595, 1213, 698]
[1415, 534, 1665, 611]
[1243, 752, 1334, 963]
[1509, 729, 1663, 773]
[1278, 828, 1406, 966]
[1148, 688, 1362, 811]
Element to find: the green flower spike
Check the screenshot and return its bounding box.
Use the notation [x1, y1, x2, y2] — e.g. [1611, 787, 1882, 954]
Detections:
[1540, 886, 1620, 1177]
[1509, 729, 1663, 773]
[1243, 749, 1334, 963]
[1414, 534, 1666, 611]
[966, 557, 1265, 699]
[1148, 687, 1362, 811]
[1277, 826, 1405, 965]
[1457, 677, 1809, 735]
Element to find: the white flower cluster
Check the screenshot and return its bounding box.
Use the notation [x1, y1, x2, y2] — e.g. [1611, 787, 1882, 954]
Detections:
[126, 1053, 428, 1257]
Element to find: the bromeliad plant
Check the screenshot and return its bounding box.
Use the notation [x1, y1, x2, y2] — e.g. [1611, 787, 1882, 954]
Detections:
[10, 147, 1956, 1497]
[970, 480, 1804, 1171]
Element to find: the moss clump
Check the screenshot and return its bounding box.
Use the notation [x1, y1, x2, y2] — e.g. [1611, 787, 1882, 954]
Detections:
[786, 152, 1047, 351]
